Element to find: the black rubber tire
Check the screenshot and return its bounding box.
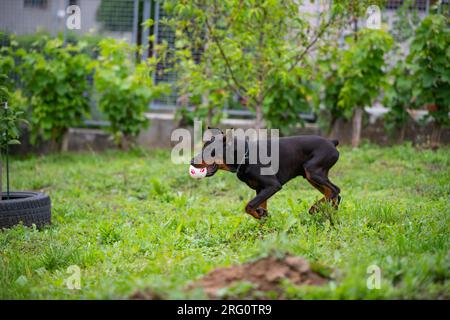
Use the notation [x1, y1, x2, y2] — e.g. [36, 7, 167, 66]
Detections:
[0, 192, 51, 229]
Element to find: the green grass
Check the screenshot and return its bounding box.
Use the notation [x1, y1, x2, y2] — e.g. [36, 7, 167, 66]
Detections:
[0, 144, 449, 299]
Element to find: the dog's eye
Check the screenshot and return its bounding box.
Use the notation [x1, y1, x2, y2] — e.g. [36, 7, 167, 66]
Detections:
[211, 150, 216, 157]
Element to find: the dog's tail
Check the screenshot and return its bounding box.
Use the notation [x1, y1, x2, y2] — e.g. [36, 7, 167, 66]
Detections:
[330, 139, 339, 147]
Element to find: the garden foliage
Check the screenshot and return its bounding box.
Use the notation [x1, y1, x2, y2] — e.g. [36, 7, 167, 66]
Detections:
[165, 0, 343, 128]
[337, 29, 393, 118]
[94, 39, 169, 149]
[408, 14, 449, 129]
[383, 61, 414, 135]
[17, 38, 93, 144]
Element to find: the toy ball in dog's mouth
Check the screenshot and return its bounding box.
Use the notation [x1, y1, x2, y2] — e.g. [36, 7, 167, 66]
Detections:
[189, 165, 207, 179]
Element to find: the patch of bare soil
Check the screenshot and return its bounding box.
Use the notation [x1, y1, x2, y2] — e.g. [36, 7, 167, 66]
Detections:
[130, 289, 166, 300]
[190, 255, 329, 299]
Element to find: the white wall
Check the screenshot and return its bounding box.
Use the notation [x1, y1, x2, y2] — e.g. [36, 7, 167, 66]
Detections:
[0, 0, 112, 36]
[0, 0, 66, 35]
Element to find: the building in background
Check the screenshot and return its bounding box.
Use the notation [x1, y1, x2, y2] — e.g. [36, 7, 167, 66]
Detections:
[0, 0, 134, 42]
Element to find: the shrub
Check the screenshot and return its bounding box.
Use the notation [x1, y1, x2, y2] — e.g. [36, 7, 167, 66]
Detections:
[316, 44, 345, 136]
[383, 61, 415, 141]
[17, 38, 93, 146]
[0, 86, 28, 197]
[0, 41, 16, 98]
[94, 39, 169, 150]
[338, 29, 393, 147]
[407, 14, 449, 147]
[166, 0, 343, 129]
[263, 67, 318, 136]
[0, 92, 27, 148]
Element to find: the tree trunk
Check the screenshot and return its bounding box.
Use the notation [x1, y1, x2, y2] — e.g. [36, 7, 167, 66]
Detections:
[330, 117, 343, 140]
[254, 27, 265, 130]
[203, 17, 212, 128]
[329, 114, 346, 139]
[49, 136, 63, 153]
[398, 124, 406, 144]
[430, 121, 441, 150]
[120, 135, 131, 152]
[61, 130, 70, 152]
[202, 92, 211, 127]
[350, 7, 361, 149]
[351, 107, 363, 148]
[328, 115, 337, 137]
[254, 101, 263, 129]
[207, 105, 213, 127]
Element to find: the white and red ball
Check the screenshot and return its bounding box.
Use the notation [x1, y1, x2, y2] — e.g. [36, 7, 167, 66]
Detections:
[189, 165, 207, 179]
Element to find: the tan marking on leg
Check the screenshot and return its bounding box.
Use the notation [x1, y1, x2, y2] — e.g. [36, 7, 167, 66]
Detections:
[305, 168, 340, 213]
[218, 163, 230, 171]
[306, 176, 325, 214]
[245, 205, 261, 219]
[259, 200, 267, 211]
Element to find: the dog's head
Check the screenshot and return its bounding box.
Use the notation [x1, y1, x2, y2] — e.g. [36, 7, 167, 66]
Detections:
[190, 127, 231, 177]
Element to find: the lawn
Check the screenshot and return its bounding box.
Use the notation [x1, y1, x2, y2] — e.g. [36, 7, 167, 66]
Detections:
[0, 144, 449, 299]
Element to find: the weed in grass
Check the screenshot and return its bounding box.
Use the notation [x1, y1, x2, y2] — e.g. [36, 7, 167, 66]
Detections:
[98, 223, 121, 245]
[40, 243, 79, 271]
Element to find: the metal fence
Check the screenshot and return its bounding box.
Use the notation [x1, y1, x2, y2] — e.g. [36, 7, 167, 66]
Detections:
[0, 0, 448, 120]
[151, 1, 178, 108]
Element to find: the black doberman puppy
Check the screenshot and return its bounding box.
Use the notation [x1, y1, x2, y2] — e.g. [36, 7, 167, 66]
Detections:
[190, 129, 341, 219]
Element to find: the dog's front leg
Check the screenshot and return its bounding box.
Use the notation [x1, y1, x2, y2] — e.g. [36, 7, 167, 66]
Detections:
[245, 183, 281, 219]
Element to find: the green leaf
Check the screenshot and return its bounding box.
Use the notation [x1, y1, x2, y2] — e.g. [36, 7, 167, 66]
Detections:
[7, 139, 21, 145]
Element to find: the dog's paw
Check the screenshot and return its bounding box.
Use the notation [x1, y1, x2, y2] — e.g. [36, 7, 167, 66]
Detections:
[308, 205, 319, 214]
[256, 207, 268, 218]
[245, 205, 260, 219]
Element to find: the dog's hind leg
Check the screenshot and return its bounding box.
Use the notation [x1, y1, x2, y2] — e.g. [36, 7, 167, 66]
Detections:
[255, 189, 268, 217]
[305, 178, 328, 212]
[305, 165, 340, 214]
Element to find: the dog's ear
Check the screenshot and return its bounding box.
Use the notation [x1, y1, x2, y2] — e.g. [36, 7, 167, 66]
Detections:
[207, 126, 223, 135]
[224, 128, 234, 143]
[204, 127, 216, 143]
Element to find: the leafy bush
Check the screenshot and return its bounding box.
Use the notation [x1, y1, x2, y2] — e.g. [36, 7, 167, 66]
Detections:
[0, 86, 28, 196]
[338, 29, 393, 147]
[0, 47, 28, 148]
[0, 41, 17, 99]
[94, 39, 168, 149]
[338, 29, 393, 117]
[0, 91, 27, 148]
[3, 31, 102, 57]
[316, 44, 345, 135]
[407, 14, 449, 146]
[17, 38, 93, 145]
[0, 77, 9, 106]
[383, 61, 414, 139]
[11, 31, 52, 52]
[166, 0, 343, 129]
[263, 67, 318, 135]
[65, 31, 104, 57]
[173, 44, 229, 127]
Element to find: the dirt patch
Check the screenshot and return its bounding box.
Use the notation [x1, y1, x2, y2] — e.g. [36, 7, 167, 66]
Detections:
[130, 289, 166, 300]
[189, 255, 329, 299]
